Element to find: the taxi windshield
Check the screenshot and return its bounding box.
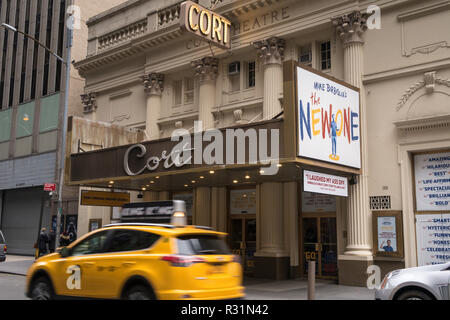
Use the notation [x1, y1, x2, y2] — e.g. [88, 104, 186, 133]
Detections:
[177, 234, 231, 255]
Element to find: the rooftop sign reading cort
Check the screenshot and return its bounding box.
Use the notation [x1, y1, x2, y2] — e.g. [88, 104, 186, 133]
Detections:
[180, 1, 231, 49]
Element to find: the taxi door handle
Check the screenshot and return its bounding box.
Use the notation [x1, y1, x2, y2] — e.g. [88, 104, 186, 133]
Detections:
[122, 262, 136, 267]
[82, 262, 95, 268]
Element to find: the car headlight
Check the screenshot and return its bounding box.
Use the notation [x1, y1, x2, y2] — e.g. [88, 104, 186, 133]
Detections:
[380, 270, 401, 289]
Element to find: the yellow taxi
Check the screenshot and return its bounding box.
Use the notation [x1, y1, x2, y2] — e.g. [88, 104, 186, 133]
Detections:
[26, 202, 244, 300]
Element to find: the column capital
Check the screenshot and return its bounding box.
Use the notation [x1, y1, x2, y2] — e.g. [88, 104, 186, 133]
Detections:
[253, 37, 285, 65]
[142, 73, 165, 96]
[191, 57, 219, 83]
[332, 11, 369, 46]
[81, 92, 97, 114]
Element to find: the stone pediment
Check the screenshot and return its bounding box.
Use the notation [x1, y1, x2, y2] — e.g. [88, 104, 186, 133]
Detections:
[395, 71, 450, 132]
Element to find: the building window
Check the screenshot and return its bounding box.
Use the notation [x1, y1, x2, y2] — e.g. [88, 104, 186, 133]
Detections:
[184, 78, 194, 104]
[0, 108, 12, 142]
[320, 41, 331, 71]
[39, 93, 60, 132]
[173, 77, 194, 107]
[299, 45, 312, 67]
[16, 101, 35, 138]
[246, 61, 256, 89]
[173, 80, 182, 106]
[228, 61, 241, 92]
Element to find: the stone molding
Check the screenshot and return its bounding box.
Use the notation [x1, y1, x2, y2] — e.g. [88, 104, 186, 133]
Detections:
[253, 37, 285, 65]
[142, 73, 165, 96]
[332, 11, 369, 46]
[397, 71, 450, 111]
[191, 57, 219, 82]
[80, 92, 97, 114]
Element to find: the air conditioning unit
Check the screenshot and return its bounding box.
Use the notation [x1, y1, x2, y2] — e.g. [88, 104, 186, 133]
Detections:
[228, 61, 241, 76]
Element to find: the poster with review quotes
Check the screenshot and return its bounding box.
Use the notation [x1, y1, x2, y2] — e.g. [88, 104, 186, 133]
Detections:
[414, 152, 450, 211]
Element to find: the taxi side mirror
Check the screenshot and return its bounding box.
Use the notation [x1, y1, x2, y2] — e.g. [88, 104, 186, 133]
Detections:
[59, 247, 71, 258]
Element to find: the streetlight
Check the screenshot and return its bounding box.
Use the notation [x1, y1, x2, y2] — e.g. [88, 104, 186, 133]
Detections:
[1, 18, 73, 249]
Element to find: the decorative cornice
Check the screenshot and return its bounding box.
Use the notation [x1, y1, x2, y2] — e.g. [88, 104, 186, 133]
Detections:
[397, 71, 450, 111]
[253, 37, 285, 65]
[331, 11, 369, 46]
[81, 93, 97, 114]
[191, 57, 219, 82]
[394, 114, 450, 133]
[142, 73, 165, 96]
[98, 19, 147, 52]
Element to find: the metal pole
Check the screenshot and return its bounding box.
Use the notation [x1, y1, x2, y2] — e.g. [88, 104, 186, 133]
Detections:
[308, 260, 316, 300]
[55, 17, 73, 249]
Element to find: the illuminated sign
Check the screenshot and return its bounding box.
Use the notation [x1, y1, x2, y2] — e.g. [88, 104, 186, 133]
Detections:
[297, 65, 361, 169]
[81, 191, 130, 207]
[180, 1, 231, 49]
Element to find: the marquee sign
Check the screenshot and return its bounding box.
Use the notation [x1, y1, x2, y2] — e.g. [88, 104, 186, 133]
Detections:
[180, 1, 232, 49]
[297, 65, 361, 169]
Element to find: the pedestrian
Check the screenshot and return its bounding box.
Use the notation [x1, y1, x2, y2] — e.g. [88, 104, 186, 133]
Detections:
[38, 228, 49, 257]
[48, 229, 56, 253]
[60, 231, 71, 247]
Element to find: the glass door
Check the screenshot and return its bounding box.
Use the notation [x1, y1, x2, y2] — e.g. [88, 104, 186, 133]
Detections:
[303, 216, 338, 278]
[230, 217, 256, 275]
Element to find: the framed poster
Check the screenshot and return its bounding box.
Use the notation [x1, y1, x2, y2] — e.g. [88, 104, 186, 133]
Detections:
[372, 211, 404, 258]
[416, 213, 450, 266]
[296, 64, 361, 169]
[414, 152, 450, 211]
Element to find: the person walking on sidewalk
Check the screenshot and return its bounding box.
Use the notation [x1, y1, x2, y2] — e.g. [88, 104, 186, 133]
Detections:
[38, 228, 49, 257]
[59, 231, 71, 247]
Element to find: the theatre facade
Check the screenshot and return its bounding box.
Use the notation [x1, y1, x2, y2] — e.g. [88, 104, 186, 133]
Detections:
[69, 0, 450, 285]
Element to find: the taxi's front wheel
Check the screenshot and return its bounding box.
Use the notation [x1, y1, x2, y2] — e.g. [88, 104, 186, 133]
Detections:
[124, 285, 154, 300]
[30, 277, 53, 300]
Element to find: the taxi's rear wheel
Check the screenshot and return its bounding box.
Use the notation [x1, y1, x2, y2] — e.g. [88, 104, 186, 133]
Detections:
[31, 277, 53, 300]
[124, 285, 154, 300]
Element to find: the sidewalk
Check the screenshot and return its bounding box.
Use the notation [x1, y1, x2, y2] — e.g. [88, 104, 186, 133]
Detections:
[0, 255, 375, 300]
[243, 277, 375, 300]
[0, 255, 35, 276]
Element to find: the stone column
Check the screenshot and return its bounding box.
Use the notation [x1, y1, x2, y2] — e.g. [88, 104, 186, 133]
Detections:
[142, 73, 164, 141]
[192, 57, 219, 131]
[254, 37, 285, 120]
[194, 187, 211, 226]
[81, 93, 97, 121]
[333, 11, 373, 286]
[211, 187, 227, 233]
[254, 182, 289, 280]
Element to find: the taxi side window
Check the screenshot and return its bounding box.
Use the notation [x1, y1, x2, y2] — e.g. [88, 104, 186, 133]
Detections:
[71, 231, 111, 256]
[107, 230, 160, 253]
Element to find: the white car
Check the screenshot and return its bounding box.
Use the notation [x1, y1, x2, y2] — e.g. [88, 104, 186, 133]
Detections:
[375, 262, 450, 300]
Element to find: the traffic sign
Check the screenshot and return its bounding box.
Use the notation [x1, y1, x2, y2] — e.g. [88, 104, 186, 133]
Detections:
[44, 183, 56, 192]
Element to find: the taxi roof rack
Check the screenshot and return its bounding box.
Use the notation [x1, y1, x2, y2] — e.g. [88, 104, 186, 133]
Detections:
[103, 223, 215, 231]
[103, 223, 176, 229]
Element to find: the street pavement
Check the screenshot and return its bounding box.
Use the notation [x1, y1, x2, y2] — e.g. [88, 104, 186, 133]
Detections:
[0, 255, 375, 300]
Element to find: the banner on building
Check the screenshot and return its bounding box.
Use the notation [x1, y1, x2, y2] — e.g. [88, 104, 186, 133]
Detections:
[303, 170, 348, 197]
[297, 65, 361, 169]
[416, 214, 450, 266]
[414, 152, 450, 211]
